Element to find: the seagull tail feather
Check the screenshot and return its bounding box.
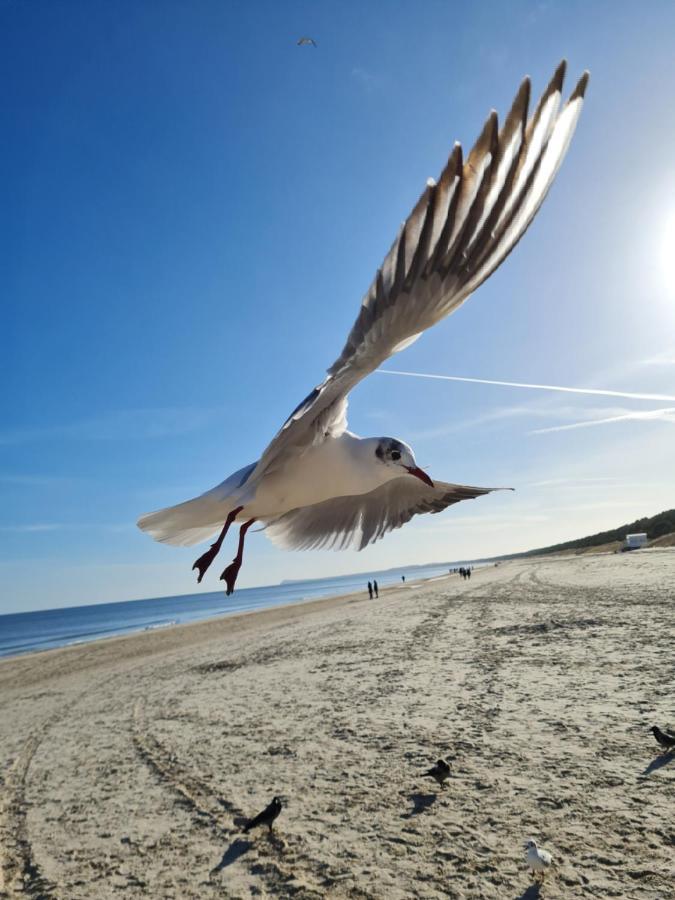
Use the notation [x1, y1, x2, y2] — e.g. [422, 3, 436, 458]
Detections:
[137, 497, 226, 547]
[137, 462, 257, 547]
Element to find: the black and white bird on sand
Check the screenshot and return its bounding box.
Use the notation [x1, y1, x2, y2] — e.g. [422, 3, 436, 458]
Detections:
[423, 759, 451, 787]
[243, 796, 283, 833]
[651, 725, 675, 751]
[137, 62, 589, 596]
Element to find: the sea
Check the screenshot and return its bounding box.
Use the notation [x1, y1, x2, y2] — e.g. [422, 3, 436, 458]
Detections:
[0, 562, 466, 660]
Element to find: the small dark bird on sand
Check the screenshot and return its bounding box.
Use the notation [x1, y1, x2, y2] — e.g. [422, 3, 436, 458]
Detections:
[243, 796, 283, 833]
[423, 759, 451, 787]
[651, 726, 675, 751]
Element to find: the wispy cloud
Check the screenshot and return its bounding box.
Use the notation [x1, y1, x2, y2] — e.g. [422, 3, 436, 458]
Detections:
[409, 404, 534, 440]
[640, 351, 675, 366]
[0, 522, 133, 534]
[531, 406, 675, 435]
[0, 523, 63, 533]
[417, 512, 550, 534]
[526, 476, 620, 488]
[351, 66, 384, 94]
[0, 407, 218, 446]
[0, 474, 83, 487]
[378, 369, 675, 402]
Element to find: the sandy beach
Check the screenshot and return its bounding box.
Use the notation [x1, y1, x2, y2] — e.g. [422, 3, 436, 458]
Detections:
[1, 552, 674, 899]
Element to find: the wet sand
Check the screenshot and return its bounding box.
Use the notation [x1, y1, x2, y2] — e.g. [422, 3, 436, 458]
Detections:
[1, 551, 674, 898]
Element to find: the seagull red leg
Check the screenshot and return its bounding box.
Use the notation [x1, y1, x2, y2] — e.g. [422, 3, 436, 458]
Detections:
[220, 518, 255, 595]
[192, 506, 243, 583]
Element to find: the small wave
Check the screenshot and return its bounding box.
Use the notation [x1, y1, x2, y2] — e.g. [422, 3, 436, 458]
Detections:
[144, 619, 178, 631]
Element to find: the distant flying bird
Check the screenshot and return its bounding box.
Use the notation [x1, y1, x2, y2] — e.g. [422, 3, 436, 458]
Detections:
[138, 61, 589, 595]
[243, 796, 283, 833]
[423, 758, 451, 787]
[297, 36, 317, 47]
[524, 839, 553, 880]
[651, 725, 675, 751]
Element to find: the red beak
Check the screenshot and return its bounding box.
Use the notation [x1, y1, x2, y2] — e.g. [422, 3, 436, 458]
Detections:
[406, 466, 434, 488]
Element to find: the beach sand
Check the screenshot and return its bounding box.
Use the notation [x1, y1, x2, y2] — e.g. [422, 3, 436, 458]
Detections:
[1, 551, 674, 899]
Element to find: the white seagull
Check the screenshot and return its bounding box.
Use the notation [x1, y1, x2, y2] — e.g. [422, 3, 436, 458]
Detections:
[138, 61, 589, 594]
[524, 839, 554, 881]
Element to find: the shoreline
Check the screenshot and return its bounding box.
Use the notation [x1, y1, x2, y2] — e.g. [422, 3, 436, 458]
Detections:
[0, 568, 460, 667]
[0, 573, 449, 690]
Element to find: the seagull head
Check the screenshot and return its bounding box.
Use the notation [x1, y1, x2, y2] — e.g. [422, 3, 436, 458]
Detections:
[524, 839, 537, 850]
[374, 438, 434, 487]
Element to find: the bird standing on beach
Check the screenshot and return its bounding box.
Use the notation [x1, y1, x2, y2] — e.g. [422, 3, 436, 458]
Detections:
[524, 839, 553, 881]
[137, 61, 589, 595]
[423, 758, 451, 787]
[650, 725, 675, 751]
[243, 796, 283, 833]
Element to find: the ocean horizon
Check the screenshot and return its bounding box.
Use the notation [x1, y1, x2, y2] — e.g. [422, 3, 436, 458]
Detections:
[0, 561, 474, 660]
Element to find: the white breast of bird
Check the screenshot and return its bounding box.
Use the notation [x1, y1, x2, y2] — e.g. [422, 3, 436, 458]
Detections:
[526, 840, 553, 869]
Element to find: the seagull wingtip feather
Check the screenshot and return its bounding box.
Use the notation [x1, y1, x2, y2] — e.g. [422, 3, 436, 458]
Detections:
[570, 70, 590, 101]
[546, 59, 567, 98]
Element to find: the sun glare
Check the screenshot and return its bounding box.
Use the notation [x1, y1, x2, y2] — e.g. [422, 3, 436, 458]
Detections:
[661, 211, 675, 296]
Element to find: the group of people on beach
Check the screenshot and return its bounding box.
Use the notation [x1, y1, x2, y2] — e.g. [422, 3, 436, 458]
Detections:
[367, 567, 473, 599]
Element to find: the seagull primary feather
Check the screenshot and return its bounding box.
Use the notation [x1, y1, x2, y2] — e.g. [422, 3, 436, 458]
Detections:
[137, 61, 589, 594]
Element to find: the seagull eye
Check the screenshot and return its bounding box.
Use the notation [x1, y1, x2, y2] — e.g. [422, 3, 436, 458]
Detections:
[391, 450, 401, 461]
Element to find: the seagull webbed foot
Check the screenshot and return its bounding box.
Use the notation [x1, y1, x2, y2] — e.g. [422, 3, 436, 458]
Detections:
[192, 544, 220, 583]
[220, 559, 242, 595]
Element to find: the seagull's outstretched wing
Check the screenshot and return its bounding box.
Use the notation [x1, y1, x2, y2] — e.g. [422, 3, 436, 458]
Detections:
[264, 479, 501, 551]
[253, 61, 589, 479]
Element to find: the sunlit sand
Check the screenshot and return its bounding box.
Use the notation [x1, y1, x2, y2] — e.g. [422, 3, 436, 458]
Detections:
[1, 550, 673, 897]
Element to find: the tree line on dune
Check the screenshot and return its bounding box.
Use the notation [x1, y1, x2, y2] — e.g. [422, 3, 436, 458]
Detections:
[521, 508, 675, 557]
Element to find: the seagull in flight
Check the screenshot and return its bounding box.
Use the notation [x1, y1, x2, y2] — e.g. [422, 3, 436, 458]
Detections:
[138, 61, 589, 594]
[297, 36, 317, 47]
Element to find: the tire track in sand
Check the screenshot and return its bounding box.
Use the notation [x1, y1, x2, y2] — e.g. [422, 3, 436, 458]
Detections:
[1, 665, 153, 899]
[132, 699, 337, 898]
[0, 734, 56, 898]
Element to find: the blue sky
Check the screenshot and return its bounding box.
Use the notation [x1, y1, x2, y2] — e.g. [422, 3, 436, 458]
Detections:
[2, 0, 675, 613]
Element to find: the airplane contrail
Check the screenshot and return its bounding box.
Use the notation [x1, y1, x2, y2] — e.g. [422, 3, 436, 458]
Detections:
[530, 407, 675, 434]
[378, 369, 675, 403]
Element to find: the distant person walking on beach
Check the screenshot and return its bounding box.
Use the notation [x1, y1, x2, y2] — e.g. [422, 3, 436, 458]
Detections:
[367, 581, 373, 599]
[373, 580, 379, 598]
[401, 575, 405, 582]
